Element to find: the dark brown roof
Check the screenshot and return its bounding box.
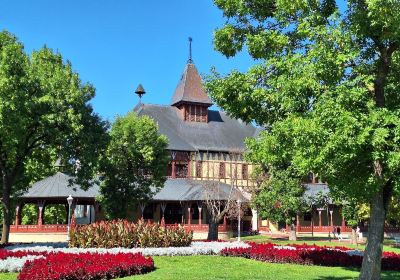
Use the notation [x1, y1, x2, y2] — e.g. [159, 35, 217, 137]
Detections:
[171, 63, 213, 106]
[135, 103, 260, 152]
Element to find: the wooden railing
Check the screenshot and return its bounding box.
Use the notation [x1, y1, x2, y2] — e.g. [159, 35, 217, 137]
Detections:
[296, 225, 352, 233]
[10, 224, 68, 233]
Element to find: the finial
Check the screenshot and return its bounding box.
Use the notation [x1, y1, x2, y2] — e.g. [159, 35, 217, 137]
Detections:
[135, 84, 146, 101]
[54, 157, 65, 172]
[188, 37, 193, 63]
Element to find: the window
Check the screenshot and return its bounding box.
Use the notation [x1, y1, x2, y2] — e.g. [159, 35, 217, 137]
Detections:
[219, 162, 225, 179]
[196, 161, 202, 178]
[242, 164, 248, 179]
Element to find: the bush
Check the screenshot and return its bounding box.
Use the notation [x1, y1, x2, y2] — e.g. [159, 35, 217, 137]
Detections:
[18, 252, 154, 280]
[69, 219, 193, 248]
[221, 243, 400, 270]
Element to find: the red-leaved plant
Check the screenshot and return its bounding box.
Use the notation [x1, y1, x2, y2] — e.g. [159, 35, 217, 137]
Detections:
[70, 219, 192, 248]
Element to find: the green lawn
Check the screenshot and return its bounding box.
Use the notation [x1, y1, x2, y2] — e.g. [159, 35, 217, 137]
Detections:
[1, 256, 400, 280]
[236, 235, 400, 254]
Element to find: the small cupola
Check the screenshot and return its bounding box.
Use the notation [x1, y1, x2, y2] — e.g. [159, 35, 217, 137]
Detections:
[171, 38, 212, 123]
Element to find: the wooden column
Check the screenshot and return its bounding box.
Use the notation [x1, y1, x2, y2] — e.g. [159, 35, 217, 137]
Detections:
[311, 211, 314, 237]
[341, 215, 346, 232]
[37, 201, 45, 227]
[15, 204, 22, 226]
[296, 214, 300, 232]
[318, 210, 322, 227]
[172, 161, 176, 179]
[139, 202, 146, 219]
[198, 205, 202, 226]
[160, 202, 167, 226]
[188, 205, 191, 228]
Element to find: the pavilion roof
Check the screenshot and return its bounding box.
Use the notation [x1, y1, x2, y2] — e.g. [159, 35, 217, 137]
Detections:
[152, 178, 248, 202]
[303, 183, 332, 204]
[21, 172, 99, 201]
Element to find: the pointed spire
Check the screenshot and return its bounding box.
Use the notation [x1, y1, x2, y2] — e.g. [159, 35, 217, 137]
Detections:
[171, 63, 212, 106]
[188, 37, 193, 63]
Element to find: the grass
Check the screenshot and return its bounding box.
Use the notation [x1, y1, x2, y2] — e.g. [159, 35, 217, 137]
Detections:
[236, 235, 400, 254]
[0, 274, 14, 280]
[126, 256, 400, 280]
[1, 237, 399, 280]
[1, 256, 399, 280]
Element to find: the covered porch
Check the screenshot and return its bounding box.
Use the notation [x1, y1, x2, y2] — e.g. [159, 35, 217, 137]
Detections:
[10, 172, 101, 242]
[141, 178, 253, 239]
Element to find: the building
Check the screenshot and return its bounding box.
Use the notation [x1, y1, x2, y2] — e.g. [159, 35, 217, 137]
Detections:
[11, 45, 370, 243]
[130, 54, 263, 239]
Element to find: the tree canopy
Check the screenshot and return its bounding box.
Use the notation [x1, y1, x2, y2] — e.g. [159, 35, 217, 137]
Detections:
[0, 31, 108, 243]
[99, 111, 169, 219]
[206, 1, 400, 279]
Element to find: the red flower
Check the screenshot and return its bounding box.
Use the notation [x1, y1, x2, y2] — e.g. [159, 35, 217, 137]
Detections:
[221, 242, 400, 270]
[18, 252, 154, 280]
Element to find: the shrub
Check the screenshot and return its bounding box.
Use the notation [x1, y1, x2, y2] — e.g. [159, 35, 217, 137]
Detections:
[221, 243, 400, 270]
[18, 252, 154, 280]
[69, 219, 193, 248]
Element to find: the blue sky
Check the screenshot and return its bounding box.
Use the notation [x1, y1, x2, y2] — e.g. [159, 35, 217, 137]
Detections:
[0, 0, 254, 121]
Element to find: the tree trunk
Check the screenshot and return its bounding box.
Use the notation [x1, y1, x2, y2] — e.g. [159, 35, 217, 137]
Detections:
[207, 220, 219, 241]
[1, 180, 11, 244]
[289, 223, 297, 241]
[359, 186, 388, 280]
[351, 227, 357, 245]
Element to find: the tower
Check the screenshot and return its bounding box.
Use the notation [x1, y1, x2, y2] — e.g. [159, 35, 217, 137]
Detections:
[171, 38, 212, 122]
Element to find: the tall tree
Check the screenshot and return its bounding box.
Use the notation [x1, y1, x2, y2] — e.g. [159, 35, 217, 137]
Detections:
[0, 31, 108, 243]
[99, 111, 169, 219]
[249, 168, 307, 241]
[206, 1, 400, 279]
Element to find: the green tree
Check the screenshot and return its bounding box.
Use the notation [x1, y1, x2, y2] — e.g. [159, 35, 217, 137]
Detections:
[0, 31, 108, 243]
[247, 164, 307, 240]
[100, 111, 169, 219]
[206, 1, 400, 278]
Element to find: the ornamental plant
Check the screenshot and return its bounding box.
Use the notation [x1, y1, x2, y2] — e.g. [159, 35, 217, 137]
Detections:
[220, 243, 400, 271]
[69, 219, 193, 248]
[18, 252, 154, 280]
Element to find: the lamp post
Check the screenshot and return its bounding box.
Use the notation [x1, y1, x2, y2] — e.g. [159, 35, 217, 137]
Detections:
[237, 199, 241, 242]
[67, 195, 73, 243]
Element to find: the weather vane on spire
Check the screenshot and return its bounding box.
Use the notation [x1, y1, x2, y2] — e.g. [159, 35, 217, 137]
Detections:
[188, 37, 193, 63]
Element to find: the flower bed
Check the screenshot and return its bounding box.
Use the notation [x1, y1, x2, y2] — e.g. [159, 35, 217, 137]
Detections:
[0, 249, 47, 260]
[220, 243, 400, 270]
[0, 241, 249, 273]
[70, 219, 193, 248]
[18, 252, 154, 280]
